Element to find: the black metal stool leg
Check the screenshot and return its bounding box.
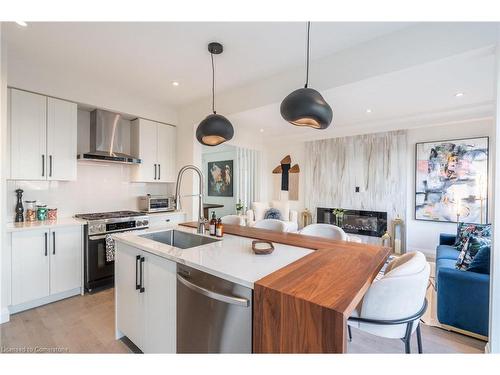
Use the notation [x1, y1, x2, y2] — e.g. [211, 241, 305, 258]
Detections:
[416, 324, 423, 354]
[348, 325, 352, 342]
[403, 323, 412, 354]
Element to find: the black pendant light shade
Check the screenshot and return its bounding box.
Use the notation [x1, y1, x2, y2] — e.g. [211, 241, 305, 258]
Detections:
[196, 42, 234, 146]
[280, 22, 333, 130]
[280, 87, 332, 129]
[196, 113, 234, 146]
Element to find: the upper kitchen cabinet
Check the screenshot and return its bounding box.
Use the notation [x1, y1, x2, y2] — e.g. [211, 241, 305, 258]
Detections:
[9, 88, 78, 181]
[131, 118, 177, 183]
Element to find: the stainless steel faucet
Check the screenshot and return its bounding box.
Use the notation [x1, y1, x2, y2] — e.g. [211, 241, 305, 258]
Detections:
[175, 165, 206, 234]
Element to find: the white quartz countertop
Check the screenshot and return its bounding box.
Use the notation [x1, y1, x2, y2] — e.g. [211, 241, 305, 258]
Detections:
[112, 224, 313, 289]
[6, 217, 85, 232]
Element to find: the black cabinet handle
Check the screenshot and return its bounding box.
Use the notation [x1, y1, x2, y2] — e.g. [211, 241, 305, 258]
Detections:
[139, 256, 145, 293]
[154, 164, 157, 180]
[42, 155, 45, 177]
[52, 231, 56, 255]
[135, 255, 141, 290]
[44, 232, 48, 256]
[49, 155, 53, 177]
[158, 164, 161, 180]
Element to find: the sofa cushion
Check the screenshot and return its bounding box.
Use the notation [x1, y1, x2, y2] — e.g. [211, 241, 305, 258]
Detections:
[436, 245, 460, 261]
[435, 258, 457, 288]
[251, 202, 269, 221]
[263, 208, 282, 220]
[454, 223, 491, 252]
[466, 242, 491, 275]
[270, 200, 290, 221]
[456, 235, 491, 271]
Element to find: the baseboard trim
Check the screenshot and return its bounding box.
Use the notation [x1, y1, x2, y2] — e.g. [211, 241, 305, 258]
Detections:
[1, 307, 10, 324]
[438, 323, 489, 342]
[8, 288, 82, 315]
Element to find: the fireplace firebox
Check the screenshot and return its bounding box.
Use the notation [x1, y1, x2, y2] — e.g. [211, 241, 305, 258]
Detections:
[316, 208, 387, 237]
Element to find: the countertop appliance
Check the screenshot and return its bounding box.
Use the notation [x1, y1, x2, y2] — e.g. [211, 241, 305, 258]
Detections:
[139, 195, 175, 213]
[75, 210, 149, 292]
[176, 264, 252, 353]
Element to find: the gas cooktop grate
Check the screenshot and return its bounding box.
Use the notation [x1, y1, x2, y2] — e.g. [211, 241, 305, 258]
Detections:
[74, 210, 145, 220]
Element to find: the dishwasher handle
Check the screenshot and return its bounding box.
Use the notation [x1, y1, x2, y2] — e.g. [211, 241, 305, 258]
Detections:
[177, 273, 249, 307]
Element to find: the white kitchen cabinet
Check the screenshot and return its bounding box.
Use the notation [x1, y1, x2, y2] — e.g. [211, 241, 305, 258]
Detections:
[49, 226, 82, 295]
[10, 225, 83, 312]
[131, 118, 177, 183]
[47, 97, 78, 181]
[9, 88, 78, 181]
[11, 229, 50, 305]
[115, 243, 176, 353]
[9, 89, 47, 180]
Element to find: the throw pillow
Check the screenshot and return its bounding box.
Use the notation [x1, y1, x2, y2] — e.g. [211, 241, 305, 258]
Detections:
[467, 245, 491, 274]
[456, 235, 491, 271]
[270, 200, 290, 221]
[454, 223, 491, 253]
[264, 208, 282, 221]
[251, 202, 269, 222]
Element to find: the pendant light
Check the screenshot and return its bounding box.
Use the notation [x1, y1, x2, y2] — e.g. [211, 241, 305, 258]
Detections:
[196, 42, 234, 146]
[280, 22, 333, 129]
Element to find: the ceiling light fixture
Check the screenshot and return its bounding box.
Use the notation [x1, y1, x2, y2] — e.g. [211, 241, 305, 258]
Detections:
[172, 81, 180, 87]
[280, 22, 333, 130]
[455, 92, 464, 97]
[15, 21, 27, 27]
[260, 128, 264, 133]
[366, 109, 372, 113]
[195, 42, 234, 146]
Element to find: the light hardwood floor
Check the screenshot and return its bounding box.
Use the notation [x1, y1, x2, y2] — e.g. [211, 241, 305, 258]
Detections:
[0, 288, 486, 354]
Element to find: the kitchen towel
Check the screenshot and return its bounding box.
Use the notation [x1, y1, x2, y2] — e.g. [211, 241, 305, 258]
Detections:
[105, 234, 115, 263]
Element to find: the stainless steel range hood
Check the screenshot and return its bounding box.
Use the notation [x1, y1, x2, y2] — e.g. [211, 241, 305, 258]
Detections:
[78, 109, 141, 164]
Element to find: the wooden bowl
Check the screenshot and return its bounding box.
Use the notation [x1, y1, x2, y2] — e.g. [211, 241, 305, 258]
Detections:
[252, 240, 274, 255]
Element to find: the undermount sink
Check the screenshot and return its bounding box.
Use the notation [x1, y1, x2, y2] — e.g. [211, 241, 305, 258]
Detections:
[140, 230, 220, 249]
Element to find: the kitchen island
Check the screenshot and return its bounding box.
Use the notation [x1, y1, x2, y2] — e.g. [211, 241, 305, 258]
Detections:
[113, 222, 389, 353]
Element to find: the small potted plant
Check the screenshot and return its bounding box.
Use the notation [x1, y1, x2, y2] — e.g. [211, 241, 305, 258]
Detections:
[235, 199, 244, 216]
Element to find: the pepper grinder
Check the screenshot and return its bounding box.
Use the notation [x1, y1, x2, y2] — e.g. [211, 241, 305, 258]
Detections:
[15, 189, 24, 222]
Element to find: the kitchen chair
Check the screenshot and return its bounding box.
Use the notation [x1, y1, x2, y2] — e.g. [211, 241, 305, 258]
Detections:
[299, 223, 348, 240]
[347, 252, 430, 353]
[254, 219, 288, 232]
[221, 215, 246, 226]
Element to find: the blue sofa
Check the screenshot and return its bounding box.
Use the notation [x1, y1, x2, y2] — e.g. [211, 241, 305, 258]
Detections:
[436, 233, 490, 337]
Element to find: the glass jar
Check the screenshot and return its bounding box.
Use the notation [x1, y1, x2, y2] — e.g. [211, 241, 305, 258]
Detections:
[37, 205, 48, 221]
[47, 208, 58, 221]
[25, 200, 37, 222]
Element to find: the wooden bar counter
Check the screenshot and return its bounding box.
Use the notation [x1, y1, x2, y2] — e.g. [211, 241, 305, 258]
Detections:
[180, 222, 390, 353]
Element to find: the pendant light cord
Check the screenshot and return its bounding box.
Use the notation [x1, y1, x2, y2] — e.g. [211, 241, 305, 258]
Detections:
[305, 21, 310, 88]
[211, 52, 216, 114]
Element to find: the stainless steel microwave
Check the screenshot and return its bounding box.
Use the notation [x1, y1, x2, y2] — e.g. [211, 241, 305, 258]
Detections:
[139, 195, 175, 213]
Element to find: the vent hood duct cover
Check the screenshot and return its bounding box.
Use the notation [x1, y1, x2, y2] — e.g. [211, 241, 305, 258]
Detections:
[78, 109, 141, 164]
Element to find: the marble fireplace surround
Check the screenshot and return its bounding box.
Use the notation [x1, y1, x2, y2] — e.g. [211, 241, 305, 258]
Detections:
[304, 130, 407, 243]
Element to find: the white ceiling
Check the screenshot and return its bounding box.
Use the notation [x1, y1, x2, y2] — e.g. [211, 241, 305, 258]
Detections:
[4, 21, 413, 107]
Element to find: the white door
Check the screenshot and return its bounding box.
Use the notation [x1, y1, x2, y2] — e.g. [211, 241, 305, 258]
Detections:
[157, 124, 177, 183]
[115, 243, 145, 350]
[11, 229, 50, 305]
[47, 97, 78, 181]
[9, 89, 47, 180]
[132, 119, 158, 182]
[143, 254, 177, 353]
[49, 226, 82, 295]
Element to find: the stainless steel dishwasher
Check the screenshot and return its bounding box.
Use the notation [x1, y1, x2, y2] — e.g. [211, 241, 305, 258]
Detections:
[177, 264, 252, 353]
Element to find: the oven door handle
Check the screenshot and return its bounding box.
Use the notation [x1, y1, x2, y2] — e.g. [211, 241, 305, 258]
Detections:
[135, 255, 141, 290]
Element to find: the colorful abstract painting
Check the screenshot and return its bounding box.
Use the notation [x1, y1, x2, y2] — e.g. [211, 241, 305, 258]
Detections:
[415, 137, 488, 223]
[208, 160, 233, 197]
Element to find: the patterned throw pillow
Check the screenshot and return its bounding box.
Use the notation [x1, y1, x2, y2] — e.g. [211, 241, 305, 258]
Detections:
[456, 235, 491, 271]
[263, 208, 282, 221]
[454, 223, 491, 253]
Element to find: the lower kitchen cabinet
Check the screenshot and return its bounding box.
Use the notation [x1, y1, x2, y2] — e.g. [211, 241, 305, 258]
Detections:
[10, 226, 82, 312]
[115, 242, 176, 353]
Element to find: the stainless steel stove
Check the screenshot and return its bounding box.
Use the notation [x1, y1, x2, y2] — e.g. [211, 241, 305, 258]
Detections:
[75, 210, 149, 292]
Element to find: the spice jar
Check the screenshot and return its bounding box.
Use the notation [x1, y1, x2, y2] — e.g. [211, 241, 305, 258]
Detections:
[36, 205, 48, 221]
[25, 200, 37, 222]
[47, 208, 58, 221]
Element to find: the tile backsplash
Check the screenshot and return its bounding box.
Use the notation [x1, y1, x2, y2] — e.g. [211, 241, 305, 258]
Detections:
[6, 161, 173, 222]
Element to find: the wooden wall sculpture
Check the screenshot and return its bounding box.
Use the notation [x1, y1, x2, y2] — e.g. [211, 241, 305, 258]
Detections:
[273, 155, 300, 201]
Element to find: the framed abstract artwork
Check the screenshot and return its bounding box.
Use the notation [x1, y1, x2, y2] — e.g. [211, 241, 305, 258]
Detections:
[415, 137, 489, 224]
[208, 160, 233, 197]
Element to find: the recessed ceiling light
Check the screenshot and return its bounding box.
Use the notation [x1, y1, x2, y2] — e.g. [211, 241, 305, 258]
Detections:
[366, 109, 372, 113]
[259, 128, 264, 133]
[455, 92, 464, 97]
[172, 81, 180, 87]
[15, 21, 27, 27]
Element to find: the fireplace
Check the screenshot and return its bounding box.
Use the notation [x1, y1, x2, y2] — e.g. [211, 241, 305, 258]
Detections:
[316, 208, 387, 237]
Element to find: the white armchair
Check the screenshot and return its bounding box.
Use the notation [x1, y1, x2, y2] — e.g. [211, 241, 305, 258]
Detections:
[300, 223, 362, 242]
[246, 200, 298, 232]
[221, 215, 246, 226]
